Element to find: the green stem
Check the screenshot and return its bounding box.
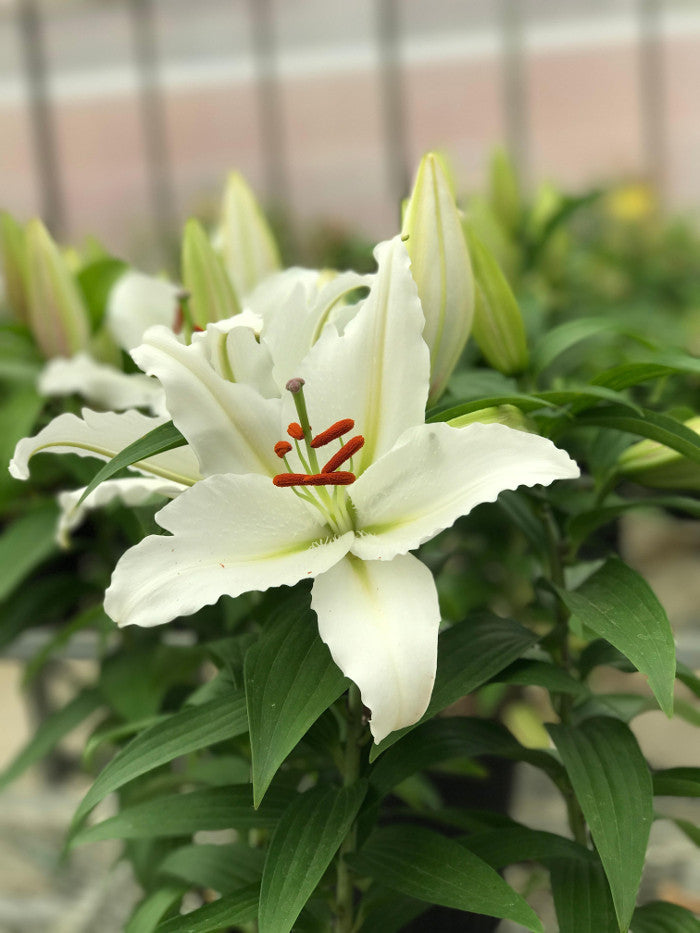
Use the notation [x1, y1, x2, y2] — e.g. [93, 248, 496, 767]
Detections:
[543, 506, 588, 846]
[335, 684, 363, 933]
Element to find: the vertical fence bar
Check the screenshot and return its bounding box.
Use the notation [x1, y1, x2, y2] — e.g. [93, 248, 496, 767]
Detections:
[128, 0, 177, 260]
[375, 0, 410, 211]
[249, 0, 290, 212]
[637, 0, 666, 198]
[499, 0, 530, 188]
[16, 0, 66, 235]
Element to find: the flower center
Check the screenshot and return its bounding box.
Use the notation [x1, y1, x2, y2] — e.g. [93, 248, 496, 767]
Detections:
[271, 378, 364, 535]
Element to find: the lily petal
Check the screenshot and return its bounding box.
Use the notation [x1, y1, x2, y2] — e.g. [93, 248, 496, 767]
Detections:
[39, 353, 165, 413]
[10, 408, 201, 486]
[350, 421, 579, 560]
[311, 553, 440, 744]
[190, 314, 277, 399]
[106, 271, 180, 352]
[57, 476, 186, 546]
[105, 473, 354, 627]
[262, 270, 373, 392]
[297, 237, 430, 473]
[132, 326, 281, 477]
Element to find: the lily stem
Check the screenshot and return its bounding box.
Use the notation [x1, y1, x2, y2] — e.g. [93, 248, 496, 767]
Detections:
[335, 684, 363, 933]
[543, 505, 588, 847]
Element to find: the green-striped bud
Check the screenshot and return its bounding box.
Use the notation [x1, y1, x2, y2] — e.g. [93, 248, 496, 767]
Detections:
[182, 218, 241, 328]
[466, 228, 529, 375]
[618, 417, 700, 490]
[215, 172, 281, 298]
[448, 404, 531, 433]
[402, 152, 474, 405]
[0, 211, 29, 322]
[25, 219, 90, 358]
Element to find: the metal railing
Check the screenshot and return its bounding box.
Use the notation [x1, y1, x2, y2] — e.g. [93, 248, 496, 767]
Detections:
[11, 0, 673, 250]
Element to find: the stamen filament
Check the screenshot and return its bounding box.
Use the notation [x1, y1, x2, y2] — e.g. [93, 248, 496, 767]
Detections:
[322, 435, 365, 473]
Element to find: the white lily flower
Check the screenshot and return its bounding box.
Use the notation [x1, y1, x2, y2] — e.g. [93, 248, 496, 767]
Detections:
[101, 237, 579, 743]
[39, 352, 167, 414]
[106, 270, 180, 352]
[10, 408, 202, 544]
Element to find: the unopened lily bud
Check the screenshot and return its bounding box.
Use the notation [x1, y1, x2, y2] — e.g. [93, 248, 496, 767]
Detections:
[489, 147, 521, 234]
[0, 211, 28, 322]
[402, 152, 474, 406]
[466, 228, 529, 375]
[215, 171, 281, 298]
[25, 219, 90, 358]
[182, 218, 240, 328]
[448, 404, 531, 433]
[618, 417, 700, 490]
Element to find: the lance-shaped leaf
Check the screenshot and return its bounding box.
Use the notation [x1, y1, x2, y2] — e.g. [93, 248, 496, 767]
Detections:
[70, 785, 290, 847]
[652, 767, 700, 797]
[24, 218, 90, 357]
[245, 602, 347, 806]
[402, 151, 474, 405]
[125, 886, 186, 933]
[548, 717, 653, 931]
[0, 210, 28, 321]
[70, 690, 248, 831]
[0, 502, 59, 601]
[348, 825, 543, 932]
[557, 558, 676, 716]
[76, 419, 188, 505]
[466, 228, 529, 375]
[631, 900, 700, 932]
[182, 218, 241, 328]
[258, 782, 367, 933]
[154, 884, 260, 933]
[550, 856, 617, 933]
[158, 843, 265, 894]
[216, 171, 281, 297]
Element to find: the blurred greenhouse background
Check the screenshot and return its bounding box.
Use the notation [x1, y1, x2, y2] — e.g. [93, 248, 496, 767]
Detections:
[2, 1, 700, 930]
[2, 0, 700, 267]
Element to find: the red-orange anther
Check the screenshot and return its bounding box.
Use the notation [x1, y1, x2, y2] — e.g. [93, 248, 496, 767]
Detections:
[272, 472, 307, 487]
[274, 441, 292, 458]
[287, 422, 305, 440]
[310, 418, 355, 448]
[322, 435, 365, 473]
[301, 471, 356, 486]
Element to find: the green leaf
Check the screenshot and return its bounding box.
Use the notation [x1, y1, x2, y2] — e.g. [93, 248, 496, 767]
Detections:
[532, 317, 621, 372]
[370, 717, 563, 797]
[461, 826, 595, 869]
[125, 886, 186, 933]
[76, 257, 128, 331]
[493, 659, 589, 697]
[557, 558, 675, 716]
[593, 352, 700, 391]
[70, 691, 248, 832]
[154, 883, 259, 932]
[24, 603, 111, 684]
[259, 781, 367, 933]
[0, 502, 60, 601]
[245, 603, 347, 806]
[669, 817, 700, 848]
[652, 767, 700, 798]
[370, 611, 538, 759]
[550, 857, 617, 933]
[572, 406, 700, 465]
[348, 825, 543, 932]
[358, 887, 427, 933]
[631, 900, 700, 933]
[536, 385, 643, 415]
[71, 786, 289, 847]
[548, 717, 653, 930]
[0, 688, 102, 790]
[428, 394, 552, 424]
[158, 843, 265, 893]
[77, 420, 187, 506]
